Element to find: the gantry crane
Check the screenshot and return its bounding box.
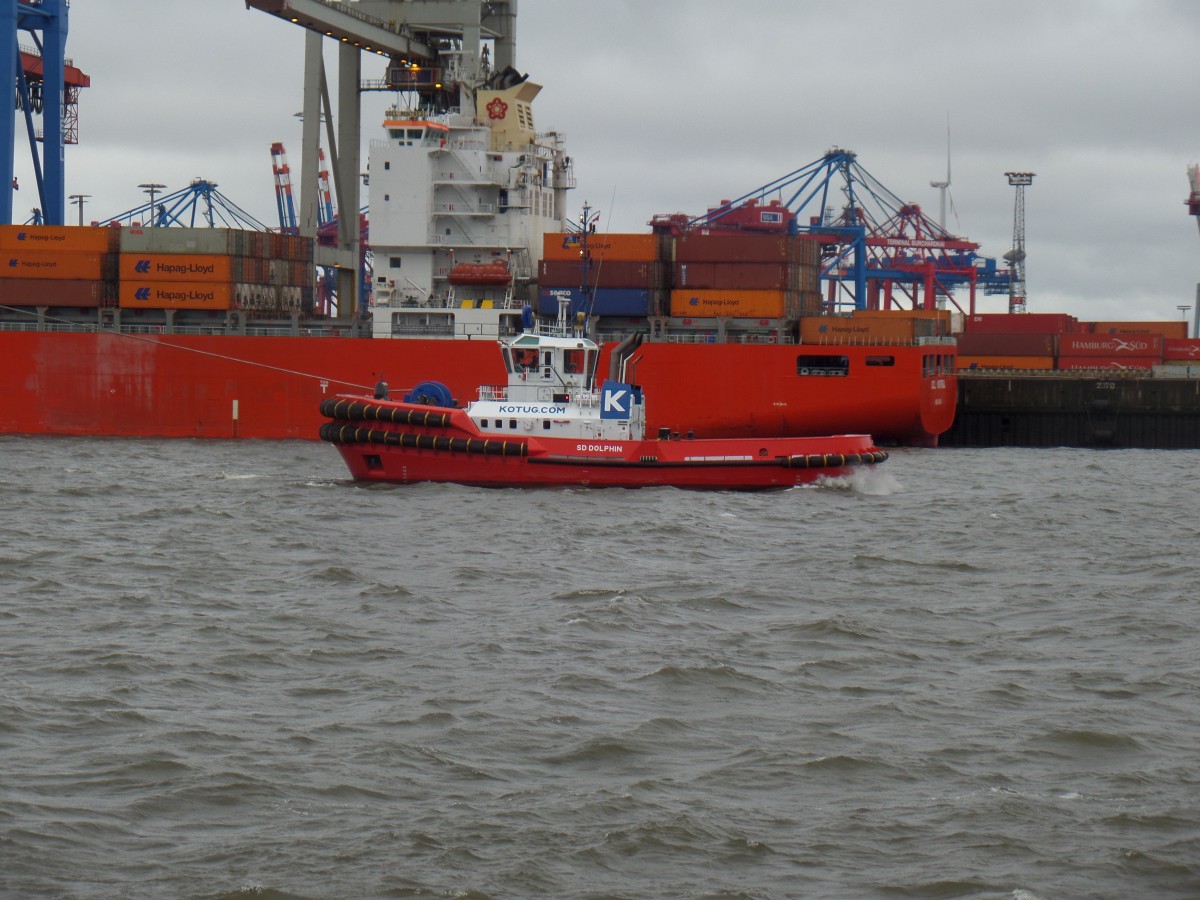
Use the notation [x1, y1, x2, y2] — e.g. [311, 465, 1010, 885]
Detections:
[3, 0, 90, 225]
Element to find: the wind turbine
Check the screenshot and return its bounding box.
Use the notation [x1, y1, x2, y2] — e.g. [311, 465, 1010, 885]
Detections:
[930, 115, 959, 233]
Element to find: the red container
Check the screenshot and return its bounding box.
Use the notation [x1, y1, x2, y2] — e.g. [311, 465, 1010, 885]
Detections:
[1058, 333, 1162, 358]
[964, 313, 1077, 334]
[956, 332, 1058, 356]
[1163, 338, 1200, 361]
[1056, 357, 1156, 371]
[0, 278, 112, 307]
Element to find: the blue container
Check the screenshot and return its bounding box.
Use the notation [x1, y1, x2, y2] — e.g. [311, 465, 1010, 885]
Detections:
[538, 288, 652, 317]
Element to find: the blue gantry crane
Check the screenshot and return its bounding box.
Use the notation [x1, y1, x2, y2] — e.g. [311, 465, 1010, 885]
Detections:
[676, 148, 1009, 314]
[3, 0, 89, 226]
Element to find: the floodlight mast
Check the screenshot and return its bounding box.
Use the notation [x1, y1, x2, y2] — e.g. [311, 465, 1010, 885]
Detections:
[1004, 171, 1035, 314]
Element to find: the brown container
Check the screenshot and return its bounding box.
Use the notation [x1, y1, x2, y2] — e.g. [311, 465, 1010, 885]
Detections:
[1058, 333, 1162, 358]
[119, 281, 234, 310]
[669, 288, 789, 318]
[957, 355, 1055, 370]
[539, 258, 663, 289]
[0, 224, 119, 253]
[119, 253, 234, 283]
[0, 250, 108, 280]
[1085, 321, 1188, 340]
[853, 308, 951, 337]
[0, 278, 113, 307]
[675, 261, 798, 291]
[674, 232, 790, 264]
[542, 232, 661, 262]
[964, 312, 1077, 334]
[956, 332, 1058, 356]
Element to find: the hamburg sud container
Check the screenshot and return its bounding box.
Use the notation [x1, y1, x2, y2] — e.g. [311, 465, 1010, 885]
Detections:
[1164, 338, 1200, 362]
[1058, 333, 1163, 359]
[1057, 357, 1157, 371]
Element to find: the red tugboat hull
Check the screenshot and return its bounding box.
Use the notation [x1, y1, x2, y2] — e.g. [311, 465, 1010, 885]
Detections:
[319, 396, 888, 490]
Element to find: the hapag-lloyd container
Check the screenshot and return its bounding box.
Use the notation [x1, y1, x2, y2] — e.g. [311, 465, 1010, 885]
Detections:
[119, 253, 234, 283]
[956, 355, 1055, 370]
[119, 281, 234, 310]
[541, 233, 661, 262]
[669, 289, 790, 318]
[674, 261, 814, 292]
[538, 259, 663, 289]
[1083, 320, 1188, 339]
[1058, 333, 1163, 358]
[1, 250, 110, 280]
[0, 224, 119, 253]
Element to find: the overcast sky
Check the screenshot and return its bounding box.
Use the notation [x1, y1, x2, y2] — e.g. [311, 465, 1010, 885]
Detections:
[15, 0, 1200, 323]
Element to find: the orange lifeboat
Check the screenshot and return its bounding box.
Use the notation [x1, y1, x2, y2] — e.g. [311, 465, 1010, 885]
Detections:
[448, 260, 512, 286]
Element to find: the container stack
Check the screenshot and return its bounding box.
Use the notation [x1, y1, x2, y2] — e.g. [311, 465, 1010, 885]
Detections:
[0, 224, 119, 307]
[538, 233, 666, 317]
[957, 313, 1192, 372]
[670, 232, 821, 320]
[119, 227, 314, 315]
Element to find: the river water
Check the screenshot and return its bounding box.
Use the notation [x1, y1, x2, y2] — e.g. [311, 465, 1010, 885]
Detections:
[2, 437, 1198, 899]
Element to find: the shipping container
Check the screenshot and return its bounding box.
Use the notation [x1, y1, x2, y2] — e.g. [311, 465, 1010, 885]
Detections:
[0, 278, 113, 307]
[1058, 333, 1162, 358]
[1056, 356, 1156, 371]
[852, 308, 950, 337]
[957, 355, 1055, 370]
[956, 332, 1058, 356]
[674, 232, 791, 264]
[1164, 338, 1200, 361]
[541, 232, 661, 262]
[538, 287, 655, 317]
[1084, 320, 1189, 340]
[120, 226, 260, 256]
[119, 281, 234, 310]
[1, 250, 109, 280]
[964, 312, 1077, 334]
[675, 261, 802, 292]
[119, 253, 234, 283]
[539, 259, 663, 289]
[799, 315, 917, 343]
[669, 288, 789, 318]
[0, 224, 119, 253]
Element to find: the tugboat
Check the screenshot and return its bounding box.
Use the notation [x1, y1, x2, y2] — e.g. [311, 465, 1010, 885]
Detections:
[319, 314, 889, 490]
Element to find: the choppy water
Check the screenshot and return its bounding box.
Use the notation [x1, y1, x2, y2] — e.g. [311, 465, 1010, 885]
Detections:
[2, 437, 1199, 899]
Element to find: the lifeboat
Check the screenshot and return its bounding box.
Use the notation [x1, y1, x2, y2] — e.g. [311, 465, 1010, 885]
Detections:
[447, 260, 512, 286]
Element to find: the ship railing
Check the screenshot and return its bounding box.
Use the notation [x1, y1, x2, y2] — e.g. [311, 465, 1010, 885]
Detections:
[477, 385, 508, 401]
[391, 323, 456, 338]
[433, 202, 497, 215]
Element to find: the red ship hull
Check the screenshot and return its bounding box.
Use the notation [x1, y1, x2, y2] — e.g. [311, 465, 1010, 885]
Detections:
[0, 331, 955, 444]
[320, 396, 889, 490]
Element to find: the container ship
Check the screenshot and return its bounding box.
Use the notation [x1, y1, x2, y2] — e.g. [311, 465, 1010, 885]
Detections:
[0, 3, 956, 446]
